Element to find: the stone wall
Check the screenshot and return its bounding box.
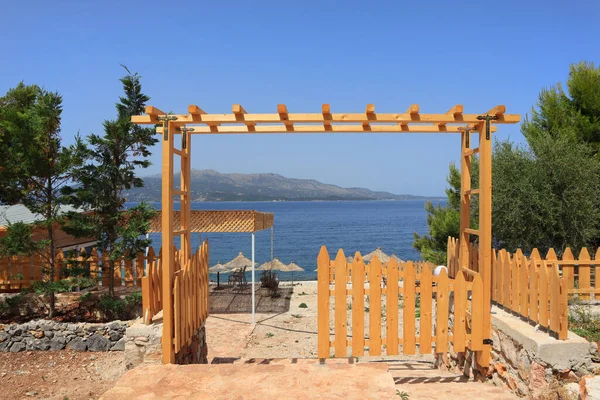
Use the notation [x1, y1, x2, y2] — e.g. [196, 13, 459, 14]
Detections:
[124, 312, 208, 369]
[0, 320, 128, 352]
[437, 306, 600, 398]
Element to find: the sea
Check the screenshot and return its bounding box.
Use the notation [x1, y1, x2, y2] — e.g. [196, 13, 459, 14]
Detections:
[137, 200, 445, 282]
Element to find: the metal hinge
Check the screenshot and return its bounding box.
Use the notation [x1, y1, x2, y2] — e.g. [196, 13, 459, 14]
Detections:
[483, 338, 493, 345]
[476, 114, 498, 140]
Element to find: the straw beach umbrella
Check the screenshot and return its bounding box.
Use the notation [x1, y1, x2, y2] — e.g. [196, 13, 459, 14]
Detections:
[257, 257, 287, 271]
[209, 262, 230, 289]
[285, 261, 304, 287]
[224, 252, 255, 272]
[363, 247, 391, 264]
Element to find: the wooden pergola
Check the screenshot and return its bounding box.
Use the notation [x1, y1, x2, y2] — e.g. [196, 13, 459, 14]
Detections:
[132, 103, 520, 364]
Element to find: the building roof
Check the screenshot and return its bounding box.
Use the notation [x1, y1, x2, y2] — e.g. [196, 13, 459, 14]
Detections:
[0, 204, 79, 230]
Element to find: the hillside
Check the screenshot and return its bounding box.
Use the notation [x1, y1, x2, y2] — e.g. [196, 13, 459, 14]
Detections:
[125, 169, 435, 202]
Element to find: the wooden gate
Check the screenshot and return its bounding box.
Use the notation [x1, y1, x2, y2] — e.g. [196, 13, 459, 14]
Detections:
[317, 246, 488, 364]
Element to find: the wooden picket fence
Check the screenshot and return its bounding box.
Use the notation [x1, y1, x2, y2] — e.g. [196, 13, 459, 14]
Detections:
[173, 240, 209, 354]
[446, 237, 479, 280]
[318, 246, 485, 359]
[493, 248, 568, 339]
[0, 246, 163, 292]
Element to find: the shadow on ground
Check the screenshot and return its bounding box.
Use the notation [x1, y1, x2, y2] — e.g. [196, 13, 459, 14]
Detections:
[209, 286, 292, 314]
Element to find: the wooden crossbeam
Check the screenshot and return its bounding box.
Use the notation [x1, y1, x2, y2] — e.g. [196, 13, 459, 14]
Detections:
[439, 105, 463, 129]
[145, 106, 166, 116]
[366, 104, 375, 114]
[232, 104, 247, 114]
[464, 147, 480, 157]
[233, 104, 256, 131]
[188, 105, 205, 115]
[156, 124, 497, 134]
[278, 104, 293, 131]
[486, 105, 506, 117]
[133, 111, 519, 126]
[322, 104, 332, 131]
[407, 104, 420, 116]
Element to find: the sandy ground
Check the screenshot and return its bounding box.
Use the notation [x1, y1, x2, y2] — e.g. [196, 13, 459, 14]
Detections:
[0, 351, 125, 400]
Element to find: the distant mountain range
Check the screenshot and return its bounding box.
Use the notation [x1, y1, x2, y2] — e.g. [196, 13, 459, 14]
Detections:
[125, 169, 439, 202]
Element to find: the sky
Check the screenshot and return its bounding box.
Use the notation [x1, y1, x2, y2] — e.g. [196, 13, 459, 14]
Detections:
[2, 0, 599, 197]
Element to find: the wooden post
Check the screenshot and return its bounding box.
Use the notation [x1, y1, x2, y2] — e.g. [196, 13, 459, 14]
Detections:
[317, 246, 331, 359]
[181, 130, 192, 261]
[459, 130, 471, 272]
[162, 120, 175, 364]
[477, 123, 492, 367]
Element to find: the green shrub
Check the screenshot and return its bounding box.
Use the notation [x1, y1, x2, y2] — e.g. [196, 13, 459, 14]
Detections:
[98, 294, 125, 320]
[299, 303, 308, 309]
[125, 291, 142, 306]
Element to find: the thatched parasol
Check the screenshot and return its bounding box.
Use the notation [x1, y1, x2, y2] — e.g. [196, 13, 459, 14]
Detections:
[284, 261, 304, 287]
[257, 257, 287, 271]
[224, 252, 255, 272]
[209, 262, 230, 288]
[363, 247, 391, 264]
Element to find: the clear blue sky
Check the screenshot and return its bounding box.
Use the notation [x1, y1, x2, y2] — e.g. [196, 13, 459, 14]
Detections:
[2, 0, 599, 196]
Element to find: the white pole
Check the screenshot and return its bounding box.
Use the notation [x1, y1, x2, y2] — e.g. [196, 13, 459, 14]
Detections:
[270, 227, 274, 261]
[252, 232, 256, 324]
[145, 233, 150, 275]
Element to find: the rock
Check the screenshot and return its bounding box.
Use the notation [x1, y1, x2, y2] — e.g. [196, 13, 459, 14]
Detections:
[49, 338, 65, 351]
[590, 342, 598, 355]
[581, 375, 600, 400]
[67, 337, 87, 351]
[507, 374, 519, 391]
[566, 382, 581, 399]
[0, 341, 9, 352]
[32, 339, 50, 351]
[529, 362, 547, 392]
[498, 331, 519, 367]
[10, 342, 26, 352]
[109, 331, 122, 341]
[28, 330, 44, 339]
[0, 332, 9, 343]
[43, 331, 53, 339]
[495, 362, 508, 378]
[87, 333, 110, 351]
[9, 327, 22, 336]
[110, 338, 125, 351]
[25, 391, 37, 397]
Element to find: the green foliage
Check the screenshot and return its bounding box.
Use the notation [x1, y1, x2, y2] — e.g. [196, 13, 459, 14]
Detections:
[79, 292, 92, 302]
[124, 291, 142, 306]
[265, 332, 274, 338]
[98, 294, 125, 320]
[0, 222, 46, 257]
[260, 270, 280, 295]
[413, 161, 478, 264]
[396, 390, 410, 399]
[492, 137, 600, 253]
[63, 66, 157, 297]
[299, 302, 308, 308]
[522, 62, 600, 151]
[568, 300, 600, 342]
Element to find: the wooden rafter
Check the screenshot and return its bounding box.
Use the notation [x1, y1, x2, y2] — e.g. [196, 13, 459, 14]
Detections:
[132, 104, 520, 134]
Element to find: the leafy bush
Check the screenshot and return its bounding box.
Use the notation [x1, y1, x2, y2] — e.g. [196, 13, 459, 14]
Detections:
[98, 294, 125, 321]
[260, 270, 279, 295]
[125, 291, 142, 307]
[299, 303, 308, 309]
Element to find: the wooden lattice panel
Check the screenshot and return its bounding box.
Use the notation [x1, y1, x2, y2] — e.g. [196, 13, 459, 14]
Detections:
[149, 210, 274, 233]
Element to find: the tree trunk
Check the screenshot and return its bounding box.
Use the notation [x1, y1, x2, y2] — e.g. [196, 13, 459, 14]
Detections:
[108, 258, 115, 297]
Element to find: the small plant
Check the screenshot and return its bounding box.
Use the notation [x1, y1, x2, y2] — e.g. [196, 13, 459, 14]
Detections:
[98, 294, 125, 320]
[299, 303, 308, 309]
[266, 332, 274, 338]
[298, 291, 308, 296]
[292, 314, 302, 319]
[396, 390, 410, 399]
[347, 302, 352, 310]
[260, 270, 280, 296]
[79, 292, 92, 302]
[10, 273, 24, 281]
[569, 298, 600, 342]
[125, 291, 143, 306]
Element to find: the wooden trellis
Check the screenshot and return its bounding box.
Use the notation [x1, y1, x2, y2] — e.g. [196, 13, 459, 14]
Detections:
[132, 103, 520, 365]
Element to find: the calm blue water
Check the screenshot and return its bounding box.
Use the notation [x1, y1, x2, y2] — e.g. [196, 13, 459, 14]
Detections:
[139, 200, 444, 281]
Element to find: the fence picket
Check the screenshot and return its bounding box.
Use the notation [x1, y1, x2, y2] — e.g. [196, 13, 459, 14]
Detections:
[579, 248, 592, 301]
[539, 261, 548, 328]
[369, 256, 382, 356]
[595, 248, 600, 301]
[435, 268, 449, 354]
[334, 249, 347, 357]
[471, 273, 483, 351]
[453, 272, 467, 352]
[419, 265, 433, 354]
[386, 258, 399, 355]
[403, 261, 416, 355]
[520, 251, 529, 318]
[529, 259, 538, 323]
[503, 252, 511, 308]
[352, 253, 365, 356]
[317, 246, 331, 358]
[549, 262, 560, 334]
[559, 277, 569, 340]
[562, 248, 574, 292]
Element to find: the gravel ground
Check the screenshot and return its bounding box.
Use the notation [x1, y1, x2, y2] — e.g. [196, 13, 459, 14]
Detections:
[0, 351, 125, 400]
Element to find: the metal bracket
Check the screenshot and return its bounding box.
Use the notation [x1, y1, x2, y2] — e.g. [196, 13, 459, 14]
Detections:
[476, 114, 498, 141]
[180, 126, 195, 149]
[157, 115, 179, 141]
[457, 125, 476, 148]
[482, 338, 493, 346]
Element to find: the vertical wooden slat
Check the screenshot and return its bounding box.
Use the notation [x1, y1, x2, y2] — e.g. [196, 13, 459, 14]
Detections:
[459, 129, 471, 274]
[539, 261, 549, 328]
[470, 273, 483, 351]
[173, 274, 180, 353]
[403, 261, 416, 355]
[386, 258, 399, 355]
[435, 268, 449, 354]
[579, 248, 591, 301]
[529, 259, 538, 324]
[520, 251, 529, 319]
[511, 254, 519, 312]
[317, 246, 331, 358]
[559, 276, 569, 340]
[352, 252, 365, 356]
[453, 272, 467, 352]
[503, 253, 511, 309]
[562, 248, 574, 292]
[334, 249, 347, 357]
[369, 256, 382, 356]
[420, 264, 433, 354]
[549, 262, 560, 334]
[162, 120, 175, 364]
